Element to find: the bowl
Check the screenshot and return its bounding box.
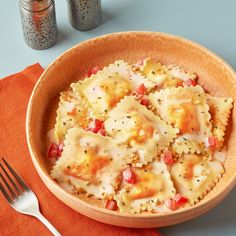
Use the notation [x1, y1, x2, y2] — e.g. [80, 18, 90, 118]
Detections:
[26, 32, 236, 228]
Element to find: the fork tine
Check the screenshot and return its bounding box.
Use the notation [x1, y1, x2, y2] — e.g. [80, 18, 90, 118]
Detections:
[0, 172, 17, 199]
[0, 163, 24, 195]
[2, 158, 30, 191]
[0, 181, 13, 203]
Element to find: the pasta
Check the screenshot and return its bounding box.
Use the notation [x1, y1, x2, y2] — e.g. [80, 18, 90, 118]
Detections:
[104, 96, 178, 165]
[141, 58, 197, 90]
[51, 127, 136, 199]
[149, 86, 212, 154]
[207, 95, 233, 145]
[170, 154, 224, 204]
[71, 60, 155, 119]
[49, 58, 233, 213]
[115, 161, 176, 213]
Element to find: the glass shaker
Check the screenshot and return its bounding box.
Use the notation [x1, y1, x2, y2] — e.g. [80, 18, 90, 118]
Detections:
[67, 0, 102, 31]
[19, 0, 58, 50]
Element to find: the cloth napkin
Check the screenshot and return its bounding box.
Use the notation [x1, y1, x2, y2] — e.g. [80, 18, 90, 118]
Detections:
[0, 64, 162, 236]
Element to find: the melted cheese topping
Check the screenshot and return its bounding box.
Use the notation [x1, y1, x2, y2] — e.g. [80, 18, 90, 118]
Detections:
[71, 60, 155, 119]
[51, 127, 136, 199]
[104, 96, 178, 165]
[170, 154, 224, 204]
[149, 86, 212, 154]
[114, 161, 176, 213]
[207, 95, 233, 144]
[55, 90, 89, 143]
[141, 58, 196, 90]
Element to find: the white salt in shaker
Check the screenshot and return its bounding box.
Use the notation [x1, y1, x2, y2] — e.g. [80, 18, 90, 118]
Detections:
[67, 0, 102, 31]
[19, 0, 58, 50]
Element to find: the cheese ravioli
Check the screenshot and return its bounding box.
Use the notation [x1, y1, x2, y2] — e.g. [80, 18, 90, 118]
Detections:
[104, 96, 178, 165]
[141, 58, 197, 90]
[114, 161, 176, 213]
[71, 60, 155, 119]
[207, 95, 233, 145]
[170, 154, 224, 204]
[149, 86, 212, 154]
[54, 90, 89, 143]
[51, 127, 136, 199]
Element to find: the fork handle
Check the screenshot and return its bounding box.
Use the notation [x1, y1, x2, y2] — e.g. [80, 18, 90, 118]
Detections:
[34, 212, 61, 236]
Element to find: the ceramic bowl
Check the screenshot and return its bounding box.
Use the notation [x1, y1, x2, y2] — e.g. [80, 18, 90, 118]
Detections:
[26, 32, 236, 228]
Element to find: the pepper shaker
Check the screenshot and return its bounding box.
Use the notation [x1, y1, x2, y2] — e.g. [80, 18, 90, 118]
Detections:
[19, 0, 58, 50]
[66, 0, 102, 31]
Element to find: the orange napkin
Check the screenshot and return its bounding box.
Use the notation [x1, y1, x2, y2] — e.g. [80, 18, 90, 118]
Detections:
[0, 64, 162, 236]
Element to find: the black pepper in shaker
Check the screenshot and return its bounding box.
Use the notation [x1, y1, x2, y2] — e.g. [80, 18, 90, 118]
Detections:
[67, 0, 102, 31]
[19, 0, 58, 50]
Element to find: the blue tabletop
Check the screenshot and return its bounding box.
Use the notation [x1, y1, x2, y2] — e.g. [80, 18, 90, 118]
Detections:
[0, 0, 236, 235]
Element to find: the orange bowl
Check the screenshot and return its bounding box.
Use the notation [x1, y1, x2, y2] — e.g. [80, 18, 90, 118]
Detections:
[26, 32, 236, 228]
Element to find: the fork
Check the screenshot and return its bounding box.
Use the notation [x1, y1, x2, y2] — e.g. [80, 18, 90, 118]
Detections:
[0, 158, 61, 236]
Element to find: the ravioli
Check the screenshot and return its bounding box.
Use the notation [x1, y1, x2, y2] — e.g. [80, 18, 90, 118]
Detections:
[51, 127, 136, 199]
[71, 60, 155, 119]
[114, 161, 176, 213]
[54, 90, 90, 143]
[141, 58, 197, 90]
[49, 58, 233, 213]
[104, 96, 178, 165]
[149, 86, 212, 154]
[207, 95, 233, 145]
[170, 154, 224, 204]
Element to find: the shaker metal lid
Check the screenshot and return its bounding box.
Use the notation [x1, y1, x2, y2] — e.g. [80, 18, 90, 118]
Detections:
[20, 0, 52, 12]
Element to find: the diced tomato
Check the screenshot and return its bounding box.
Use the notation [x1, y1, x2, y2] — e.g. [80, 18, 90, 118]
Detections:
[174, 193, 188, 205]
[161, 150, 174, 166]
[165, 198, 178, 211]
[58, 143, 64, 157]
[140, 96, 149, 107]
[87, 119, 107, 136]
[205, 136, 219, 149]
[183, 79, 197, 87]
[165, 194, 188, 211]
[122, 166, 135, 184]
[105, 199, 118, 211]
[86, 66, 100, 77]
[97, 127, 106, 136]
[88, 119, 104, 133]
[135, 84, 147, 95]
[48, 143, 61, 158]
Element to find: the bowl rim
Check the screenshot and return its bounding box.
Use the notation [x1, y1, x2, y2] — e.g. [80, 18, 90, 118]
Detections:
[26, 31, 236, 219]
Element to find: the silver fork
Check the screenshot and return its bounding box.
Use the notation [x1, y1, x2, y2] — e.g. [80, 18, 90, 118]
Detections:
[0, 158, 61, 236]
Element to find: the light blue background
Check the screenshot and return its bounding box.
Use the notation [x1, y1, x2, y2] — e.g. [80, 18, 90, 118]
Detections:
[0, 0, 235, 235]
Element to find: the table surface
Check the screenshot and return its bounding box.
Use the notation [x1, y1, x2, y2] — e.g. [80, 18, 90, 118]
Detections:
[1, 0, 236, 235]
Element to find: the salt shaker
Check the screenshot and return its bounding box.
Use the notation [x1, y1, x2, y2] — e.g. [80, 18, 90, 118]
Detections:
[19, 0, 58, 50]
[67, 0, 102, 31]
